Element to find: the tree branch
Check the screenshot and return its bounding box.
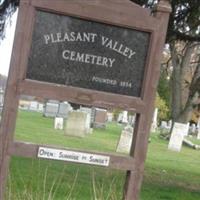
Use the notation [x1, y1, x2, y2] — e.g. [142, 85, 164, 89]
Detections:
[172, 31, 200, 42]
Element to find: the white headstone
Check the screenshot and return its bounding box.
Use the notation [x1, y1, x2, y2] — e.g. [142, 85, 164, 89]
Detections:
[153, 108, 158, 124]
[54, 117, 64, 130]
[57, 102, 72, 118]
[168, 122, 189, 152]
[38, 103, 44, 112]
[29, 101, 38, 111]
[107, 112, 113, 122]
[160, 121, 168, 129]
[168, 120, 172, 129]
[117, 113, 123, 123]
[128, 115, 136, 126]
[197, 118, 200, 140]
[151, 108, 158, 132]
[122, 111, 128, 124]
[190, 123, 196, 134]
[85, 112, 92, 134]
[0, 88, 4, 106]
[117, 125, 134, 154]
[79, 107, 93, 133]
[197, 130, 200, 140]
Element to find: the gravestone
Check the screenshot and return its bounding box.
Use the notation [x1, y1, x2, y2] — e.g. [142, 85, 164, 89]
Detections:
[79, 107, 93, 134]
[44, 101, 72, 118]
[197, 118, 200, 140]
[0, 88, 4, 106]
[54, 117, 64, 130]
[197, 129, 200, 140]
[29, 101, 38, 111]
[117, 125, 134, 154]
[43, 100, 59, 117]
[65, 111, 88, 137]
[107, 112, 113, 122]
[93, 108, 107, 128]
[151, 108, 158, 132]
[160, 121, 168, 129]
[0, 89, 3, 117]
[122, 111, 128, 124]
[57, 101, 72, 118]
[168, 122, 189, 152]
[168, 120, 172, 129]
[128, 115, 136, 126]
[118, 113, 123, 123]
[189, 123, 196, 134]
[85, 112, 92, 134]
[38, 103, 44, 112]
[80, 107, 92, 125]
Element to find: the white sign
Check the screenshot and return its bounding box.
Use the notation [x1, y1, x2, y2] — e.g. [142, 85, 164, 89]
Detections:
[168, 122, 189, 152]
[38, 147, 110, 166]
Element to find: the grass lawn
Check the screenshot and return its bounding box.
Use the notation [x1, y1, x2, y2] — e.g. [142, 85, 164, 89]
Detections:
[186, 136, 200, 145]
[14, 110, 123, 153]
[6, 110, 200, 199]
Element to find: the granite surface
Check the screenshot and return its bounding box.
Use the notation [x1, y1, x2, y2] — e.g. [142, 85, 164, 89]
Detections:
[27, 10, 150, 97]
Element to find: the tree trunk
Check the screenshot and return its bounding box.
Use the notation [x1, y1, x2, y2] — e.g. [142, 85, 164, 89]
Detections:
[170, 42, 200, 124]
[170, 42, 182, 120]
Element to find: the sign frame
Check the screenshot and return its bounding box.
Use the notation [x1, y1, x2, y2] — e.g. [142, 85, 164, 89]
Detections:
[0, 0, 171, 199]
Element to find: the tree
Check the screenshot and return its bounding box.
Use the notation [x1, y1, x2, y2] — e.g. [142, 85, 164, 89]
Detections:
[169, 41, 200, 123]
[155, 93, 170, 122]
[131, 0, 200, 124]
[0, 0, 19, 40]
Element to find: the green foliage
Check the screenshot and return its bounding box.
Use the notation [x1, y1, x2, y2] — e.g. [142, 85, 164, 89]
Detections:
[155, 93, 170, 122]
[157, 70, 171, 108]
[156, 70, 172, 121]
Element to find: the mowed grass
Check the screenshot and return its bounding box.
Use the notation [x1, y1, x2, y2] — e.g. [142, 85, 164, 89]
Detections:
[7, 110, 200, 199]
[15, 110, 123, 153]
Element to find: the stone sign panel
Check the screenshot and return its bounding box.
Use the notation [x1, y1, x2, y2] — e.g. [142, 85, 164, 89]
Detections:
[26, 11, 150, 97]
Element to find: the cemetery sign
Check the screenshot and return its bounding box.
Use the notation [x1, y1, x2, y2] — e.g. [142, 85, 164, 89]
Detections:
[27, 11, 149, 97]
[0, 0, 171, 200]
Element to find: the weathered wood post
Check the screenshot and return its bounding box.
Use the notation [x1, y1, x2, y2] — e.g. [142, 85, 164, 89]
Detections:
[124, 0, 171, 199]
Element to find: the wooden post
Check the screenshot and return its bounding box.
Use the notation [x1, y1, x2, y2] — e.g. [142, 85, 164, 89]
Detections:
[124, 1, 171, 199]
[0, 2, 30, 198]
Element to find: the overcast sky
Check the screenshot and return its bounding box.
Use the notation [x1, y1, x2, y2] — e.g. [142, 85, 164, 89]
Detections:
[0, 10, 18, 76]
